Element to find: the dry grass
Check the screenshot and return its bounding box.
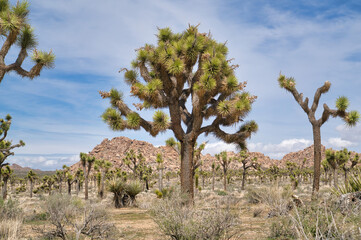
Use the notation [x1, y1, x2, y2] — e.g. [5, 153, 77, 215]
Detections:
[0, 218, 22, 240]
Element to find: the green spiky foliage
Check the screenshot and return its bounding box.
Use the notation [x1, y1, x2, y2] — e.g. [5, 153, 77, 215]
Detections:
[1, 165, 12, 199]
[107, 178, 126, 208]
[156, 153, 164, 191]
[124, 180, 142, 203]
[0, 0, 55, 83]
[238, 150, 259, 190]
[333, 174, 361, 195]
[0, 114, 25, 171]
[122, 149, 145, 179]
[278, 73, 359, 196]
[100, 25, 258, 202]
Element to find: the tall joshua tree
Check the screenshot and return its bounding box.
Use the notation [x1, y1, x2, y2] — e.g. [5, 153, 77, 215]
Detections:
[156, 153, 164, 191]
[26, 169, 37, 198]
[278, 74, 359, 196]
[238, 150, 258, 190]
[0, 0, 55, 84]
[80, 152, 95, 200]
[94, 159, 112, 199]
[0, 114, 25, 171]
[100, 25, 257, 202]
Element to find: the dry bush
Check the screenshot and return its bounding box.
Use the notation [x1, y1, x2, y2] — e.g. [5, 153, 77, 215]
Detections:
[269, 199, 361, 240]
[0, 198, 23, 240]
[41, 194, 119, 240]
[150, 191, 241, 240]
[246, 186, 293, 217]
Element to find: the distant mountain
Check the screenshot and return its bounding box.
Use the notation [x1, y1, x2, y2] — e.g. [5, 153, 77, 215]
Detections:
[10, 163, 55, 178]
[70, 136, 361, 172]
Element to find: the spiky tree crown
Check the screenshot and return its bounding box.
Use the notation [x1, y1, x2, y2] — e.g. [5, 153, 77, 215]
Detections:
[0, 114, 25, 167]
[0, 0, 55, 83]
[101, 25, 257, 148]
[278, 73, 359, 127]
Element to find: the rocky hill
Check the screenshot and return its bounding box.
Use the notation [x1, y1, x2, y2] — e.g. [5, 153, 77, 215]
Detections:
[10, 164, 55, 178]
[70, 136, 360, 172]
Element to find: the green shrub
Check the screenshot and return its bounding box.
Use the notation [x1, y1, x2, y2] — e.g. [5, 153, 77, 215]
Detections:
[216, 190, 227, 196]
[15, 185, 26, 194]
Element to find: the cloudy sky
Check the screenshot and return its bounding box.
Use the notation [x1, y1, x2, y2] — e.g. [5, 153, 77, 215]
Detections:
[1, 0, 361, 170]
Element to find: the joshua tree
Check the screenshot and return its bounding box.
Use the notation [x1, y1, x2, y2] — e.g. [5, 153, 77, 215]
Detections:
[107, 178, 125, 208]
[122, 149, 144, 179]
[321, 159, 331, 185]
[74, 169, 83, 196]
[0, 0, 55, 84]
[325, 149, 342, 188]
[42, 175, 54, 195]
[80, 152, 95, 200]
[340, 150, 359, 185]
[55, 169, 65, 194]
[100, 25, 258, 202]
[94, 159, 112, 199]
[216, 151, 232, 191]
[285, 161, 299, 190]
[1, 165, 12, 199]
[211, 161, 217, 191]
[238, 151, 258, 190]
[278, 74, 359, 196]
[26, 169, 37, 198]
[0, 114, 25, 172]
[156, 153, 164, 191]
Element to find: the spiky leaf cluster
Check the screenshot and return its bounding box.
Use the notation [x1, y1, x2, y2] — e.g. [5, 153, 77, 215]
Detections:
[0, 114, 25, 167]
[0, 0, 54, 83]
[101, 25, 257, 151]
[278, 74, 296, 91]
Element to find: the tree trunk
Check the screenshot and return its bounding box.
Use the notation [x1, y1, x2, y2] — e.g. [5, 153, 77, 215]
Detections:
[84, 171, 89, 200]
[30, 180, 33, 198]
[76, 180, 80, 196]
[59, 180, 62, 194]
[344, 170, 348, 186]
[158, 168, 163, 191]
[333, 168, 338, 188]
[2, 179, 7, 199]
[212, 169, 215, 191]
[180, 140, 195, 204]
[223, 169, 227, 191]
[312, 124, 322, 197]
[67, 181, 71, 195]
[241, 167, 246, 190]
[99, 170, 105, 199]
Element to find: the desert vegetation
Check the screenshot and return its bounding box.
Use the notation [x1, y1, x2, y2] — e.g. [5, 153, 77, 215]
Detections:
[1, 1, 361, 239]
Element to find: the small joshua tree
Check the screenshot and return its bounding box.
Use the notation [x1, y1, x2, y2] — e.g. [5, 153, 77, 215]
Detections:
[0, 114, 25, 171]
[1, 165, 12, 199]
[216, 151, 232, 191]
[339, 149, 359, 185]
[74, 169, 83, 196]
[238, 150, 258, 190]
[101, 25, 258, 202]
[0, 0, 55, 84]
[122, 149, 144, 179]
[278, 74, 360, 196]
[156, 153, 164, 191]
[26, 169, 37, 198]
[80, 153, 95, 200]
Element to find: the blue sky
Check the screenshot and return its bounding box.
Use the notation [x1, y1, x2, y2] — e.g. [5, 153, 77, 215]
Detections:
[1, 0, 361, 170]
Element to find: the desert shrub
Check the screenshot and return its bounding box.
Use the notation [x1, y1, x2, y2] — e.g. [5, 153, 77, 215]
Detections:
[154, 187, 174, 199]
[334, 175, 361, 195]
[108, 178, 126, 208]
[150, 191, 241, 240]
[253, 208, 263, 218]
[0, 198, 22, 219]
[269, 199, 361, 240]
[246, 186, 293, 217]
[15, 185, 26, 194]
[0, 199, 23, 240]
[216, 190, 228, 196]
[41, 194, 119, 240]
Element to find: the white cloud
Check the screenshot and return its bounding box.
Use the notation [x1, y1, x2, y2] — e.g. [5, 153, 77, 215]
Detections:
[326, 137, 356, 149]
[203, 142, 238, 156]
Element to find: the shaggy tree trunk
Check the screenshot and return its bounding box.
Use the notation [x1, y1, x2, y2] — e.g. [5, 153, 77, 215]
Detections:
[114, 193, 122, 208]
[223, 169, 227, 191]
[99, 170, 105, 199]
[84, 167, 89, 200]
[30, 180, 33, 198]
[333, 168, 338, 188]
[158, 167, 163, 191]
[180, 141, 195, 203]
[67, 180, 72, 195]
[212, 169, 215, 191]
[2, 179, 8, 199]
[241, 169, 246, 190]
[312, 124, 322, 196]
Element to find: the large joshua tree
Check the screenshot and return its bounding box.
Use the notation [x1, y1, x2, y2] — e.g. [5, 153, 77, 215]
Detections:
[0, 0, 55, 84]
[101, 25, 257, 202]
[278, 74, 360, 196]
